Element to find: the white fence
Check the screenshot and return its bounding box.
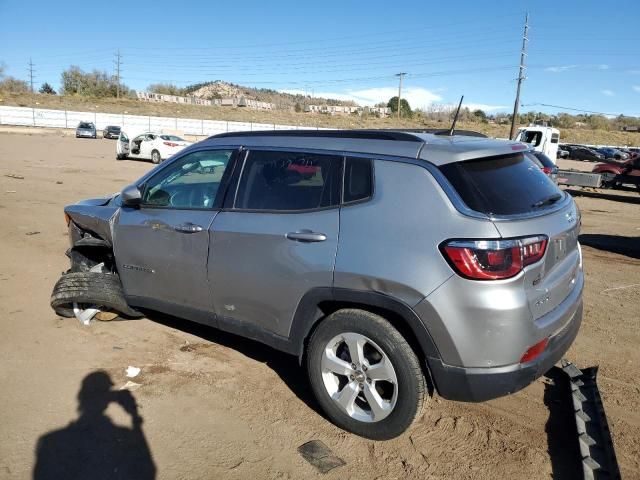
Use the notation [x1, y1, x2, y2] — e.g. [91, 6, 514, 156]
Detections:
[0, 106, 325, 136]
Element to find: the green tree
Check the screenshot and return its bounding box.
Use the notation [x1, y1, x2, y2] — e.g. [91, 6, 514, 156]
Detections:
[472, 109, 488, 123]
[294, 102, 303, 113]
[387, 96, 412, 117]
[147, 83, 184, 96]
[39, 82, 56, 95]
[60, 66, 129, 97]
[0, 76, 30, 93]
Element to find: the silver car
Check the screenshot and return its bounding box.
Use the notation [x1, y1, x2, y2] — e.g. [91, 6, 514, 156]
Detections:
[51, 130, 583, 439]
[75, 122, 96, 139]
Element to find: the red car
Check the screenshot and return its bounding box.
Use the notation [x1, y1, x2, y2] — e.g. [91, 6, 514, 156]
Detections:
[592, 157, 640, 189]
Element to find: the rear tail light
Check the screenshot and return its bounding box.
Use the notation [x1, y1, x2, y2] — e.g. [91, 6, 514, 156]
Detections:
[542, 166, 553, 174]
[163, 141, 179, 147]
[441, 235, 547, 280]
[519, 337, 549, 363]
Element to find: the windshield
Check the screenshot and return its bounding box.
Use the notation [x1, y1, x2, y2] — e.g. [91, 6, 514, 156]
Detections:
[160, 135, 185, 142]
[79, 123, 93, 129]
[440, 153, 564, 215]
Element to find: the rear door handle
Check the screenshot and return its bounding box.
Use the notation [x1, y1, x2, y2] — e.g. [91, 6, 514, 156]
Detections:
[286, 230, 327, 243]
[174, 222, 204, 233]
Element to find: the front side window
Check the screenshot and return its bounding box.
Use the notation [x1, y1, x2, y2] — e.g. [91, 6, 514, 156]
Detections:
[235, 150, 341, 211]
[141, 150, 234, 209]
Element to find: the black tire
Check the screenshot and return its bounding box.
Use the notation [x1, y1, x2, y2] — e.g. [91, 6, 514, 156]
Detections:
[151, 149, 161, 164]
[116, 153, 125, 160]
[50, 271, 142, 318]
[600, 173, 617, 189]
[307, 309, 426, 440]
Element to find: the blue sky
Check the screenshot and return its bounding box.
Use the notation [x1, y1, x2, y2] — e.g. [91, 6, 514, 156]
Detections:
[1, 0, 639, 116]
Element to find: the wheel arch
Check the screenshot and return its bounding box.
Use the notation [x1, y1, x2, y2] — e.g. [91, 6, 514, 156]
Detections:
[289, 287, 441, 386]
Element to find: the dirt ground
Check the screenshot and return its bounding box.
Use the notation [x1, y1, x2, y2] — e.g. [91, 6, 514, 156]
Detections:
[0, 130, 638, 479]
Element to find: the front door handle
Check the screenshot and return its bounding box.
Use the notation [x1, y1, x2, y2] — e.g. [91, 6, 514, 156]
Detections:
[286, 230, 327, 243]
[174, 222, 204, 233]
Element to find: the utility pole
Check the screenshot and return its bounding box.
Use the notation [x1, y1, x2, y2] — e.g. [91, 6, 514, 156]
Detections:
[28, 58, 35, 93]
[395, 72, 407, 120]
[114, 49, 122, 99]
[509, 13, 529, 140]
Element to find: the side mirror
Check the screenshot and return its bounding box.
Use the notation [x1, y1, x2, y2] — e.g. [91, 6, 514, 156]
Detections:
[121, 184, 142, 207]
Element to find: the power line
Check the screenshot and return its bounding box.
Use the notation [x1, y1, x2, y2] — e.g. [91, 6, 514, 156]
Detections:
[521, 103, 625, 117]
[509, 12, 529, 140]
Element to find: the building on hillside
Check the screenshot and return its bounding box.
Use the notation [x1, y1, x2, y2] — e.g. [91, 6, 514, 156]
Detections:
[136, 91, 212, 106]
[304, 104, 390, 117]
[135, 92, 274, 110]
[211, 97, 275, 110]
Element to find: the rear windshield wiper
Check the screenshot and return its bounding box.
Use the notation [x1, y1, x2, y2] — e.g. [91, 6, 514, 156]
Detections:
[531, 193, 562, 208]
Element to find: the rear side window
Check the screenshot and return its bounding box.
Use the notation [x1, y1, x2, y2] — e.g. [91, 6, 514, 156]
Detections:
[343, 157, 373, 203]
[235, 150, 341, 211]
[440, 154, 563, 215]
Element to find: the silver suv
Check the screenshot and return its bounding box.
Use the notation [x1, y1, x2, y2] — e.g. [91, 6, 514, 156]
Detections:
[51, 130, 583, 439]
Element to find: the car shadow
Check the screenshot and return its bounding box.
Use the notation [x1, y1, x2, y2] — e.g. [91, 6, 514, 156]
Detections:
[33, 371, 156, 480]
[579, 234, 640, 259]
[142, 311, 325, 420]
[566, 188, 640, 205]
[543, 367, 582, 480]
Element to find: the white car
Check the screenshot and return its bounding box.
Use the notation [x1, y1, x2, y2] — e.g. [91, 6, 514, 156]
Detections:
[116, 131, 192, 164]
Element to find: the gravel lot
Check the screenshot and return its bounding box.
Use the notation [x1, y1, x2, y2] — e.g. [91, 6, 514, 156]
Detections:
[0, 130, 638, 479]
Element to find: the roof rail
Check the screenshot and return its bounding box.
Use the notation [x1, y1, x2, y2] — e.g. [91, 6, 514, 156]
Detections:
[209, 129, 424, 142]
[393, 128, 488, 138]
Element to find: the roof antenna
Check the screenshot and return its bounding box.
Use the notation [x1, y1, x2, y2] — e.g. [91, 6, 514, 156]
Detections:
[448, 95, 464, 136]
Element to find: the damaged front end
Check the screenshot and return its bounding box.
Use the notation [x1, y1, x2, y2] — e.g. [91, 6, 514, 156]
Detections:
[51, 194, 142, 324]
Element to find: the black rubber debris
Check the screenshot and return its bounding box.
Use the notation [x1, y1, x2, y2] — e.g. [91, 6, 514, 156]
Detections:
[298, 440, 345, 474]
[561, 360, 621, 480]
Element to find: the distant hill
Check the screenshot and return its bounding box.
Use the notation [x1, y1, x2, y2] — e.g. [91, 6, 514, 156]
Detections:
[183, 80, 356, 109]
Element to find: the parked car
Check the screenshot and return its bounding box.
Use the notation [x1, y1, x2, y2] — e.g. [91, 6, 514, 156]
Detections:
[75, 122, 96, 139]
[569, 147, 604, 162]
[116, 131, 192, 163]
[597, 147, 628, 160]
[556, 147, 569, 159]
[52, 130, 583, 439]
[103, 125, 121, 140]
[592, 156, 640, 189]
[526, 150, 559, 183]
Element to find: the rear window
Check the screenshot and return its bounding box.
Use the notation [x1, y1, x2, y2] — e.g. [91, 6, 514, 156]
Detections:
[439, 153, 563, 215]
[160, 135, 184, 141]
[527, 151, 555, 169]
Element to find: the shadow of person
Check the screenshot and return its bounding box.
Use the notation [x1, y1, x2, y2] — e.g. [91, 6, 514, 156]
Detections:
[33, 371, 156, 480]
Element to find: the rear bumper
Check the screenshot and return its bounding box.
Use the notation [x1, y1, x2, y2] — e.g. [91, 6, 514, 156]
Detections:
[428, 299, 582, 402]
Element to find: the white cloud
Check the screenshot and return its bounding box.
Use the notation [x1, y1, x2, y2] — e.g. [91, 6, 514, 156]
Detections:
[462, 103, 508, 112]
[280, 87, 508, 112]
[597, 64, 610, 70]
[280, 86, 442, 109]
[629, 70, 640, 75]
[633, 85, 640, 93]
[601, 89, 615, 96]
[545, 65, 578, 73]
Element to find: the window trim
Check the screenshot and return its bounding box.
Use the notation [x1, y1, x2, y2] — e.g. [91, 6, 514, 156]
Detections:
[229, 148, 344, 214]
[341, 156, 375, 206]
[137, 146, 240, 211]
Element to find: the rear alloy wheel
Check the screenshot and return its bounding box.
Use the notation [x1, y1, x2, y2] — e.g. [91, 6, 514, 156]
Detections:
[307, 309, 426, 439]
[151, 150, 162, 164]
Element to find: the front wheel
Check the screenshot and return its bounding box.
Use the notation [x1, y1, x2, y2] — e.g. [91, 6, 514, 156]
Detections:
[307, 309, 426, 439]
[151, 150, 162, 164]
